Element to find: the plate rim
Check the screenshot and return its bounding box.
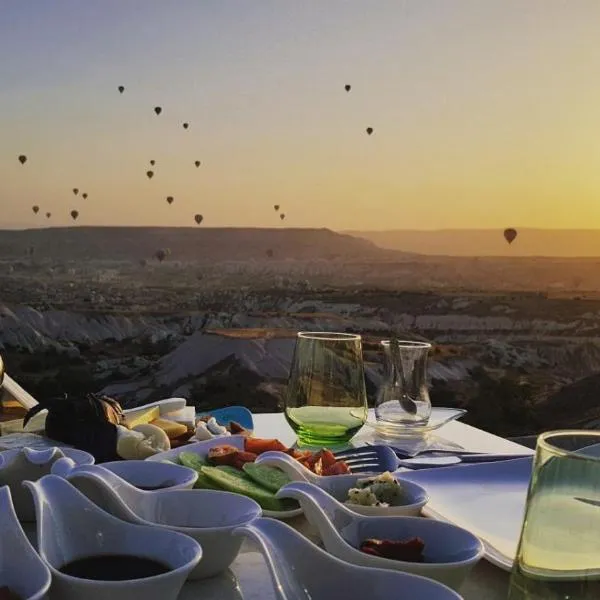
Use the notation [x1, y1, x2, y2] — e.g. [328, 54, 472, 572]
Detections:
[363, 407, 467, 436]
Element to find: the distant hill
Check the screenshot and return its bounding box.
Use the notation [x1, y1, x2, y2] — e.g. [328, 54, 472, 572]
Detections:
[346, 229, 600, 258]
[0, 227, 406, 262]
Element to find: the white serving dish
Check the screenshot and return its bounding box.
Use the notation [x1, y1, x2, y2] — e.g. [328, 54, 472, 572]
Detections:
[255, 450, 429, 516]
[0, 446, 94, 521]
[25, 474, 202, 600]
[400, 457, 533, 571]
[278, 481, 484, 591]
[62, 465, 262, 580]
[234, 517, 463, 600]
[100, 460, 198, 490]
[147, 435, 302, 519]
[0, 485, 51, 600]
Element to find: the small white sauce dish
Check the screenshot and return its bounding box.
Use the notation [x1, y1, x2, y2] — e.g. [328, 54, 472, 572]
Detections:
[234, 517, 464, 600]
[24, 474, 202, 600]
[255, 451, 429, 516]
[99, 460, 198, 490]
[59, 464, 262, 580]
[0, 485, 51, 600]
[277, 481, 484, 592]
[0, 446, 94, 521]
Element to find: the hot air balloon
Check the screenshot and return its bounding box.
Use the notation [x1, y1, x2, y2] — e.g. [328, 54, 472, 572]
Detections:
[194, 214, 203, 225]
[154, 106, 162, 116]
[45, 212, 51, 219]
[18, 155, 27, 165]
[183, 122, 189, 130]
[150, 160, 155, 166]
[70, 210, 79, 220]
[118, 86, 125, 94]
[194, 160, 201, 168]
[504, 228, 517, 245]
[73, 188, 79, 195]
[82, 193, 88, 199]
[32, 205, 39, 214]
[345, 84, 351, 92]
[274, 204, 280, 211]
[166, 196, 174, 205]
[280, 213, 285, 221]
[155, 248, 167, 263]
[366, 127, 373, 135]
[146, 170, 154, 179]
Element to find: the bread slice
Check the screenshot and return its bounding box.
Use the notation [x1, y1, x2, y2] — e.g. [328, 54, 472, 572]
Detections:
[150, 417, 188, 439]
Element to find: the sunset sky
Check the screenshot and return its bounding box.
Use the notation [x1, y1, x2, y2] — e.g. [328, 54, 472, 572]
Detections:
[1, 1, 600, 231]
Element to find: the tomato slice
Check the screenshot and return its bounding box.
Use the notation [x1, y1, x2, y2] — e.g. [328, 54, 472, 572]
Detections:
[323, 461, 351, 476]
[232, 451, 258, 470]
[208, 445, 239, 466]
[244, 437, 288, 455]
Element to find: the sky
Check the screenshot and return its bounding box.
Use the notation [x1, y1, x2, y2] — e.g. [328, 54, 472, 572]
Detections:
[1, 0, 600, 231]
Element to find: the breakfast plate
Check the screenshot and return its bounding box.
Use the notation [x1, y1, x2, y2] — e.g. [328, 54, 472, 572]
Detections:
[147, 435, 303, 520]
[400, 456, 533, 571]
[362, 408, 467, 438]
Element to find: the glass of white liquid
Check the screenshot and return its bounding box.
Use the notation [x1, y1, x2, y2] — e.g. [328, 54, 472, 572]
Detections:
[508, 430, 600, 600]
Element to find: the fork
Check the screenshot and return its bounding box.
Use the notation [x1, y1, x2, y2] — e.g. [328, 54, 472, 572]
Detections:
[333, 445, 533, 473]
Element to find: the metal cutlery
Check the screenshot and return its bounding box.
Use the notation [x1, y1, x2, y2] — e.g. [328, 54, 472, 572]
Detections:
[334, 445, 533, 473]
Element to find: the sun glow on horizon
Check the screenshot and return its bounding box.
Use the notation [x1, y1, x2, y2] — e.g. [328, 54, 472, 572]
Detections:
[1, 1, 600, 233]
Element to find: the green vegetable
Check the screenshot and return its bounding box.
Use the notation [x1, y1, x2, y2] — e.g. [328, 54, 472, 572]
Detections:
[176, 452, 220, 490]
[242, 463, 291, 492]
[193, 472, 223, 490]
[201, 466, 287, 512]
[178, 452, 208, 471]
[216, 465, 243, 476]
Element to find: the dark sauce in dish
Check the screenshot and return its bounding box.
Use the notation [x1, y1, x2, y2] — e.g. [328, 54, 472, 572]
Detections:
[59, 555, 170, 581]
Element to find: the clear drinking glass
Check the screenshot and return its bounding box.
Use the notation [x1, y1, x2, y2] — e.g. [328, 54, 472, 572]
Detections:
[375, 340, 432, 426]
[508, 430, 600, 600]
[284, 332, 368, 447]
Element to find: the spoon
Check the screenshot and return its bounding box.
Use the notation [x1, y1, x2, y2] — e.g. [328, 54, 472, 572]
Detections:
[390, 336, 418, 416]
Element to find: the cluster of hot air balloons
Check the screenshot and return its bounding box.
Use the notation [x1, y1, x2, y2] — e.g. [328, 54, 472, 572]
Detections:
[16, 81, 522, 260]
[20, 157, 81, 221]
[273, 205, 285, 221]
[343, 84, 374, 136]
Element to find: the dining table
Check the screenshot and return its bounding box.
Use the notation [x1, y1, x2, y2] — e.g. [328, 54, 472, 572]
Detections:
[1, 386, 534, 600]
[189, 410, 534, 600]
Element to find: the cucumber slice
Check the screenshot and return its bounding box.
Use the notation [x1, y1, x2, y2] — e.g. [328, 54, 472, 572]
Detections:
[178, 452, 208, 471]
[216, 465, 243, 476]
[242, 463, 291, 493]
[201, 466, 286, 512]
[193, 472, 223, 490]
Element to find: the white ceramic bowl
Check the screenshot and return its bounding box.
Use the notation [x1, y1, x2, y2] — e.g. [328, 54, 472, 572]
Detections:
[0, 485, 51, 600]
[255, 451, 429, 516]
[235, 517, 464, 600]
[0, 446, 94, 521]
[147, 435, 302, 519]
[26, 474, 203, 600]
[132, 488, 262, 579]
[278, 481, 484, 591]
[63, 465, 262, 580]
[100, 460, 198, 491]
